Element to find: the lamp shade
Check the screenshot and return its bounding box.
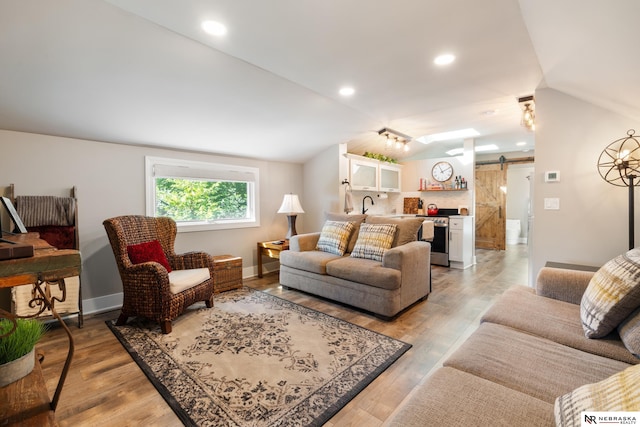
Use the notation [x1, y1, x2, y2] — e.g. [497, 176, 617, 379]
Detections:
[277, 194, 305, 214]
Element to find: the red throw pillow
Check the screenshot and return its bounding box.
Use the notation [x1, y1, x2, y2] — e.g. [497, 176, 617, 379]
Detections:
[126, 240, 172, 272]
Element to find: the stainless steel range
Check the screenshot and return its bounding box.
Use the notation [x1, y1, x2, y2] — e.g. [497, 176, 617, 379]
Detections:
[417, 208, 458, 267]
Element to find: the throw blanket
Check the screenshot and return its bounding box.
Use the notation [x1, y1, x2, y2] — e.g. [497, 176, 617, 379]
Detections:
[16, 196, 76, 227]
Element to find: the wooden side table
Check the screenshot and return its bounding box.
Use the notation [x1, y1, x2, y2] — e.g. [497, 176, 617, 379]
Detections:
[0, 233, 81, 426]
[257, 240, 289, 278]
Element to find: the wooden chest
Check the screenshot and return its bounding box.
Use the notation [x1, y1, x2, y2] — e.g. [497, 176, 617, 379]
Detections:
[211, 255, 243, 293]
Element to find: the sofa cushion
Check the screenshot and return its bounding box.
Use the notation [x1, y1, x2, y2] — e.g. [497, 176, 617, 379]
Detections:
[325, 212, 367, 253]
[127, 239, 172, 272]
[385, 367, 555, 427]
[350, 223, 397, 262]
[279, 249, 342, 275]
[581, 248, 640, 338]
[444, 322, 631, 404]
[618, 307, 640, 357]
[365, 216, 424, 247]
[481, 286, 639, 365]
[326, 256, 401, 290]
[315, 220, 355, 256]
[555, 363, 640, 427]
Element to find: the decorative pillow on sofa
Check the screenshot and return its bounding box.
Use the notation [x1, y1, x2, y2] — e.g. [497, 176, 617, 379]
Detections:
[365, 216, 424, 247]
[618, 307, 640, 357]
[581, 248, 640, 338]
[127, 240, 172, 272]
[350, 223, 397, 262]
[325, 212, 367, 253]
[554, 363, 640, 427]
[316, 220, 355, 256]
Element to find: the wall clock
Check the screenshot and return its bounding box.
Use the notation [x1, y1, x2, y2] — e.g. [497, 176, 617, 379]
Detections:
[432, 161, 454, 182]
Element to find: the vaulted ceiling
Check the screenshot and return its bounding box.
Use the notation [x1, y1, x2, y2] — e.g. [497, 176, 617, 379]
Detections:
[1, 1, 639, 163]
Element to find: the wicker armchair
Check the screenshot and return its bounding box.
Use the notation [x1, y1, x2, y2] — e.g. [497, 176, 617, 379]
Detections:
[103, 215, 214, 334]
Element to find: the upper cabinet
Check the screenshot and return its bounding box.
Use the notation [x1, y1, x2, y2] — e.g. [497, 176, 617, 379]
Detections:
[379, 163, 402, 192]
[348, 154, 402, 192]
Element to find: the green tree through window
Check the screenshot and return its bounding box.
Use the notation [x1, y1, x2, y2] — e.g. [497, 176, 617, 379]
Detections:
[155, 178, 249, 222]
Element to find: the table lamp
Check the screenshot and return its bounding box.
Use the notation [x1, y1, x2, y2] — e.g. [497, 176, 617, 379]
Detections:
[278, 194, 305, 239]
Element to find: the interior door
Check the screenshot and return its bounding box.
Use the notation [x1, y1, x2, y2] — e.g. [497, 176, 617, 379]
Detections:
[475, 163, 507, 250]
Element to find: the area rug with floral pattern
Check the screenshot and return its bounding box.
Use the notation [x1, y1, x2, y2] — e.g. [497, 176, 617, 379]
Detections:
[106, 287, 411, 426]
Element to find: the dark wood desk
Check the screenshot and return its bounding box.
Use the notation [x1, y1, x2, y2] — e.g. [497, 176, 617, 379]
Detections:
[0, 233, 81, 426]
[257, 240, 289, 278]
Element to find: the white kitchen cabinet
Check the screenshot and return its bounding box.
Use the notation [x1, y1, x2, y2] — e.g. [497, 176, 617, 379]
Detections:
[348, 154, 402, 192]
[449, 216, 473, 269]
[379, 163, 402, 192]
[349, 158, 379, 191]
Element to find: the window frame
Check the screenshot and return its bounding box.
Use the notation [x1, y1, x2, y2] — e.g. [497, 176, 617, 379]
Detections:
[145, 156, 260, 232]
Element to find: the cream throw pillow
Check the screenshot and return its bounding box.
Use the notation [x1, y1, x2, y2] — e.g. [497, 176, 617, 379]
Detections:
[325, 212, 367, 253]
[555, 364, 640, 427]
[581, 248, 640, 338]
[315, 220, 355, 256]
[350, 223, 397, 262]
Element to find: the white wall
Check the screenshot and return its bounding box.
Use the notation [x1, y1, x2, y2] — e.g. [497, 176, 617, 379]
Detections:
[303, 143, 342, 231]
[401, 146, 475, 213]
[0, 130, 303, 311]
[532, 88, 639, 277]
[506, 163, 534, 242]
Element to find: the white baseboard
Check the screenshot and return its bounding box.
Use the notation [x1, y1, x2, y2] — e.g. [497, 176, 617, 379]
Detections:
[82, 266, 278, 315]
[83, 292, 123, 316]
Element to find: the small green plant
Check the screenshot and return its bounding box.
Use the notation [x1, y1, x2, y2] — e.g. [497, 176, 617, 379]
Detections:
[0, 318, 46, 365]
[362, 152, 398, 164]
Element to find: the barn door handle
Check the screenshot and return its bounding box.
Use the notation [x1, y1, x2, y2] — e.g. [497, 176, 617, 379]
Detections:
[499, 206, 502, 218]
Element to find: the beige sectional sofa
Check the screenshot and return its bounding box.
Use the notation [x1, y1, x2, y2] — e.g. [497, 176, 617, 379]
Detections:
[386, 264, 640, 426]
[279, 213, 431, 319]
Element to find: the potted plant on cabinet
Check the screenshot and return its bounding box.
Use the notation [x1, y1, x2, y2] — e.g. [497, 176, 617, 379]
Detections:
[0, 318, 46, 387]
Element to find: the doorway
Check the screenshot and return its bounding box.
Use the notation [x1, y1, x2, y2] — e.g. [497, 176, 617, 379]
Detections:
[475, 159, 534, 251]
[475, 163, 506, 250]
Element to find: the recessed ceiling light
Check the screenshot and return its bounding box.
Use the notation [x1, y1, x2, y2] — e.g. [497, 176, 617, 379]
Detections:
[482, 109, 498, 116]
[202, 20, 227, 37]
[516, 141, 527, 146]
[434, 54, 455, 66]
[417, 128, 480, 144]
[339, 86, 355, 97]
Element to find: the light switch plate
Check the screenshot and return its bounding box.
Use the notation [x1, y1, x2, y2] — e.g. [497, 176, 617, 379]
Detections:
[544, 198, 560, 210]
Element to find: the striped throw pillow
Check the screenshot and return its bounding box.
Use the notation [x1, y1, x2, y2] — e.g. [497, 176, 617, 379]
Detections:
[350, 223, 397, 262]
[555, 364, 640, 427]
[316, 220, 355, 256]
[581, 248, 640, 338]
[618, 306, 640, 357]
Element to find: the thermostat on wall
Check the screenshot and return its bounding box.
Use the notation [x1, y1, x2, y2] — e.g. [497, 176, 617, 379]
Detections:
[545, 171, 560, 182]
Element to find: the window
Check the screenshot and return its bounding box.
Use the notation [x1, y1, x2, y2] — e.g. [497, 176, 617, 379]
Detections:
[145, 156, 260, 232]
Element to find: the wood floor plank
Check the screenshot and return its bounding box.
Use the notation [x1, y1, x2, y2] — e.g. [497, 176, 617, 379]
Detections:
[28, 246, 527, 426]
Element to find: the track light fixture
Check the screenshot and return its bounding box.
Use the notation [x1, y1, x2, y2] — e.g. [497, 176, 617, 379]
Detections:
[377, 127, 411, 152]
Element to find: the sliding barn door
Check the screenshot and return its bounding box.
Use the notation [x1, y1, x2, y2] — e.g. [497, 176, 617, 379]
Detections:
[475, 163, 506, 250]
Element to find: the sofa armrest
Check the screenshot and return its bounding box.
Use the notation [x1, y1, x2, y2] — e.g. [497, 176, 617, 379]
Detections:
[383, 241, 430, 270]
[289, 232, 321, 252]
[535, 267, 596, 305]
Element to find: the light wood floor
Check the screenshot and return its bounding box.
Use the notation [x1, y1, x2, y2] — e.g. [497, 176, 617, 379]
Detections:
[37, 245, 529, 426]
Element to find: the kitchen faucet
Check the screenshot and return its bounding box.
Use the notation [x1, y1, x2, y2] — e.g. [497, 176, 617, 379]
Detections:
[362, 196, 374, 214]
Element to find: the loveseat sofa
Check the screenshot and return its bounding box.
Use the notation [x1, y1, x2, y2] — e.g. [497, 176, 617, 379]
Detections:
[279, 213, 431, 319]
[386, 255, 640, 426]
